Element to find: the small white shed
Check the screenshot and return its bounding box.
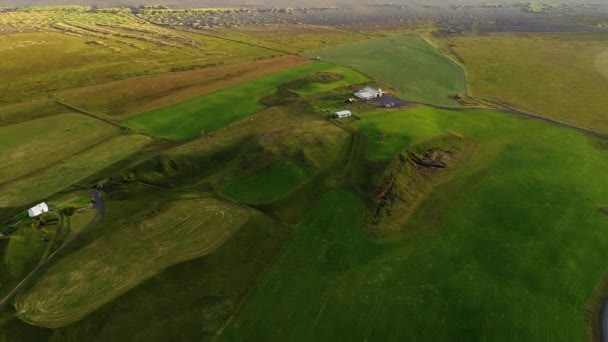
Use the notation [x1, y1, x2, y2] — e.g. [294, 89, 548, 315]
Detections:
[28, 202, 49, 218]
[334, 110, 352, 118]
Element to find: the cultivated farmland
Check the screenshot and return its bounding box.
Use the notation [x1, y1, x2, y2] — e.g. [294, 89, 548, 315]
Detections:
[58, 55, 310, 119]
[123, 62, 366, 140]
[307, 34, 467, 106]
[15, 197, 249, 328]
[0, 134, 151, 207]
[441, 32, 608, 133]
[0, 113, 118, 185]
[222, 106, 608, 341]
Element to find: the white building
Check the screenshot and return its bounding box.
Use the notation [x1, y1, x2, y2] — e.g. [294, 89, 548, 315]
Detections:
[334, 110, 352, 118]
[354, 87, 384, 100]
[28, 202, 49, 218]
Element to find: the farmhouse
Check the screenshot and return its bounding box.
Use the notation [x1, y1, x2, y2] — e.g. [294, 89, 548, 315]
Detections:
[334, 110, 352, 119]
[28, 202, 49, 218]
[354, 87, 384, 100]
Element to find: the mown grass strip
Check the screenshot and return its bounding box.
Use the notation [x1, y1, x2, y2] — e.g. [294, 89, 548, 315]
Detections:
[15, 197, 249, 328]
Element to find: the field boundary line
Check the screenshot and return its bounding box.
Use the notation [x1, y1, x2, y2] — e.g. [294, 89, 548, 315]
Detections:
[53, 96, 120, 128]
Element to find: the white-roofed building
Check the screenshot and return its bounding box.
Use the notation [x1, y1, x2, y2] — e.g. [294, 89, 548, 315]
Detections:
[333, 110, 352, 118]
[354, 87, 384, 100]
[28, 202, 49, 218]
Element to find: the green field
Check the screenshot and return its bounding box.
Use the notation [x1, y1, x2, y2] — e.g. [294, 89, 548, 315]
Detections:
[221, 161, 313, 204]
[442, 32, 608, 133]
[0, 134, 151, 207]
[222, 106, 608, 341]
[0, 113, 118, 185]
[15, 197, 249, 328]
[307, 34, 466, 106]
[122, 62, 366, 141]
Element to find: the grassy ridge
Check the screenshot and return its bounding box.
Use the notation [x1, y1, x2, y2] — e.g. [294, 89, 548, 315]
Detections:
[222, 106, 608, 341]
[307, 34, 466, 106]
[123, 62, 366, 140]
[15, 197, 249, 328]
[443, 32, 608, 133]
[0, 113, 118, 185]
[0, 134, 151, 207]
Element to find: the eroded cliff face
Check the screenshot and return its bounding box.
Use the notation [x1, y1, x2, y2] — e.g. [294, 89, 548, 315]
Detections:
[368, 133, 476, 236]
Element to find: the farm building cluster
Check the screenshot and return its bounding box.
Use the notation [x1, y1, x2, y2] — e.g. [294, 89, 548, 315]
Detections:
[333, 86, 385, 119]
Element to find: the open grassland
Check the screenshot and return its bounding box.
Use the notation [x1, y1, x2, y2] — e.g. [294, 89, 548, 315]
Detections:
[307, 34, 466, 106]
[58, 55, 309, 119]
[222, 107, 608, 341]
[441, 32, 608, 133]
[0, 113, 118, 185]
[221, 161, 313, 204]
[0, 99, 66, 126]
[205, 24, 369, 53]
[0, 134, 151, 207]
[123, 62, 365, 140]
[15, 197, 249, 328]
[0, 8, 280, 104]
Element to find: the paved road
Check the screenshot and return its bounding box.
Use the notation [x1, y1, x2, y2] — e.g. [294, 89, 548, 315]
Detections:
[600, 299, 608, 342]
[0, 190, 105, 313]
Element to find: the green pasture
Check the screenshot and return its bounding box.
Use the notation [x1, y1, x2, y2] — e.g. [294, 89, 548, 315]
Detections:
[122, 62, 366, 140]
[221, 161, 313, 204]
[222, 106, 608, 341]
[307, 34, 466, 106]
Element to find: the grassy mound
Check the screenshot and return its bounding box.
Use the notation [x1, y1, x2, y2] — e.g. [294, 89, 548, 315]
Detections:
[15, 197, 249, 328]
[0, 113, 118, 185]
[0, 134, 151, 207]
[122, 63, 366, 141]
[307, 34, 466, 106]
[369, 133, 475, 236]
[221, 161, 313, 205]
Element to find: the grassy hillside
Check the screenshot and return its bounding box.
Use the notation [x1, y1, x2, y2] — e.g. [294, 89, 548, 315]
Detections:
[221, 106, 608, 341]
[15, 197, 249, 328]
[0, 134, 151, 207]
[307, 34, 466, 106]
[221, 161, 313, 204]
[123, 62, 366, 140]
[0, 113, 118, 185]
[441, 32, 608, 133]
